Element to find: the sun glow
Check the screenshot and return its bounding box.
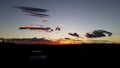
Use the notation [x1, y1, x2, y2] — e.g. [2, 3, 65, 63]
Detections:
[51, 39, 83, 45]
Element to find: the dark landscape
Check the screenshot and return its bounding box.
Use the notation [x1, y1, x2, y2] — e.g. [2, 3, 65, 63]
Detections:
[0, 42, 120, 67]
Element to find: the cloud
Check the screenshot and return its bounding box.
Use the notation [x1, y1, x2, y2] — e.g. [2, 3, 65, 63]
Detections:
[19, 26, 53, 32]
[68, 32, 79, 38]
[13, 6, 48, 12]
[13, 6, 50, 18]
[42, 20, 48, 22]
[85, 30, 112, 38]
[64, 37, 71, 40]
[84, 40, 114, 44]
[27, 12, 50, 18]
[55, 27, 61, 31]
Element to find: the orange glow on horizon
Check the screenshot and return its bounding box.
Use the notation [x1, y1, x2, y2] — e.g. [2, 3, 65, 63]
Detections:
[51, 39, 83, 45]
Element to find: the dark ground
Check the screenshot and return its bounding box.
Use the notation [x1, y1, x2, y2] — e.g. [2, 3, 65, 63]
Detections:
[0, 43, 120, 67]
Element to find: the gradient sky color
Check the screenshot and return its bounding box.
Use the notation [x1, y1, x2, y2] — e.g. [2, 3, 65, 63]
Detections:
[0, 0, 120, 43]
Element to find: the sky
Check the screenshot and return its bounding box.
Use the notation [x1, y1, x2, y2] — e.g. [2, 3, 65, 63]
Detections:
[0, 0, 120, 43]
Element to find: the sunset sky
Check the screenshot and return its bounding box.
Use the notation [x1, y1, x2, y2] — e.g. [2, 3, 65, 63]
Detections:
[0, 0, 120, 43]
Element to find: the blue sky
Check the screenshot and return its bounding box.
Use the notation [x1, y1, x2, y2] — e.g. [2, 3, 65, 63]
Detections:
[0, 0, 120, 43]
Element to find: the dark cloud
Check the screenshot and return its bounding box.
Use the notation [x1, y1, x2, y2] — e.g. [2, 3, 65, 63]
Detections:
[48, 29, 54, 32]
[55, 27, 61, 31]
[27, 12, 50, 18]
[13, 6, 50, 18]
[64, 37, 71, 40]
[13, 6, 48, 12]
[19, 26, 53, 32]
[85, 30, 112, 38]
[68, 32, 79, 38]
